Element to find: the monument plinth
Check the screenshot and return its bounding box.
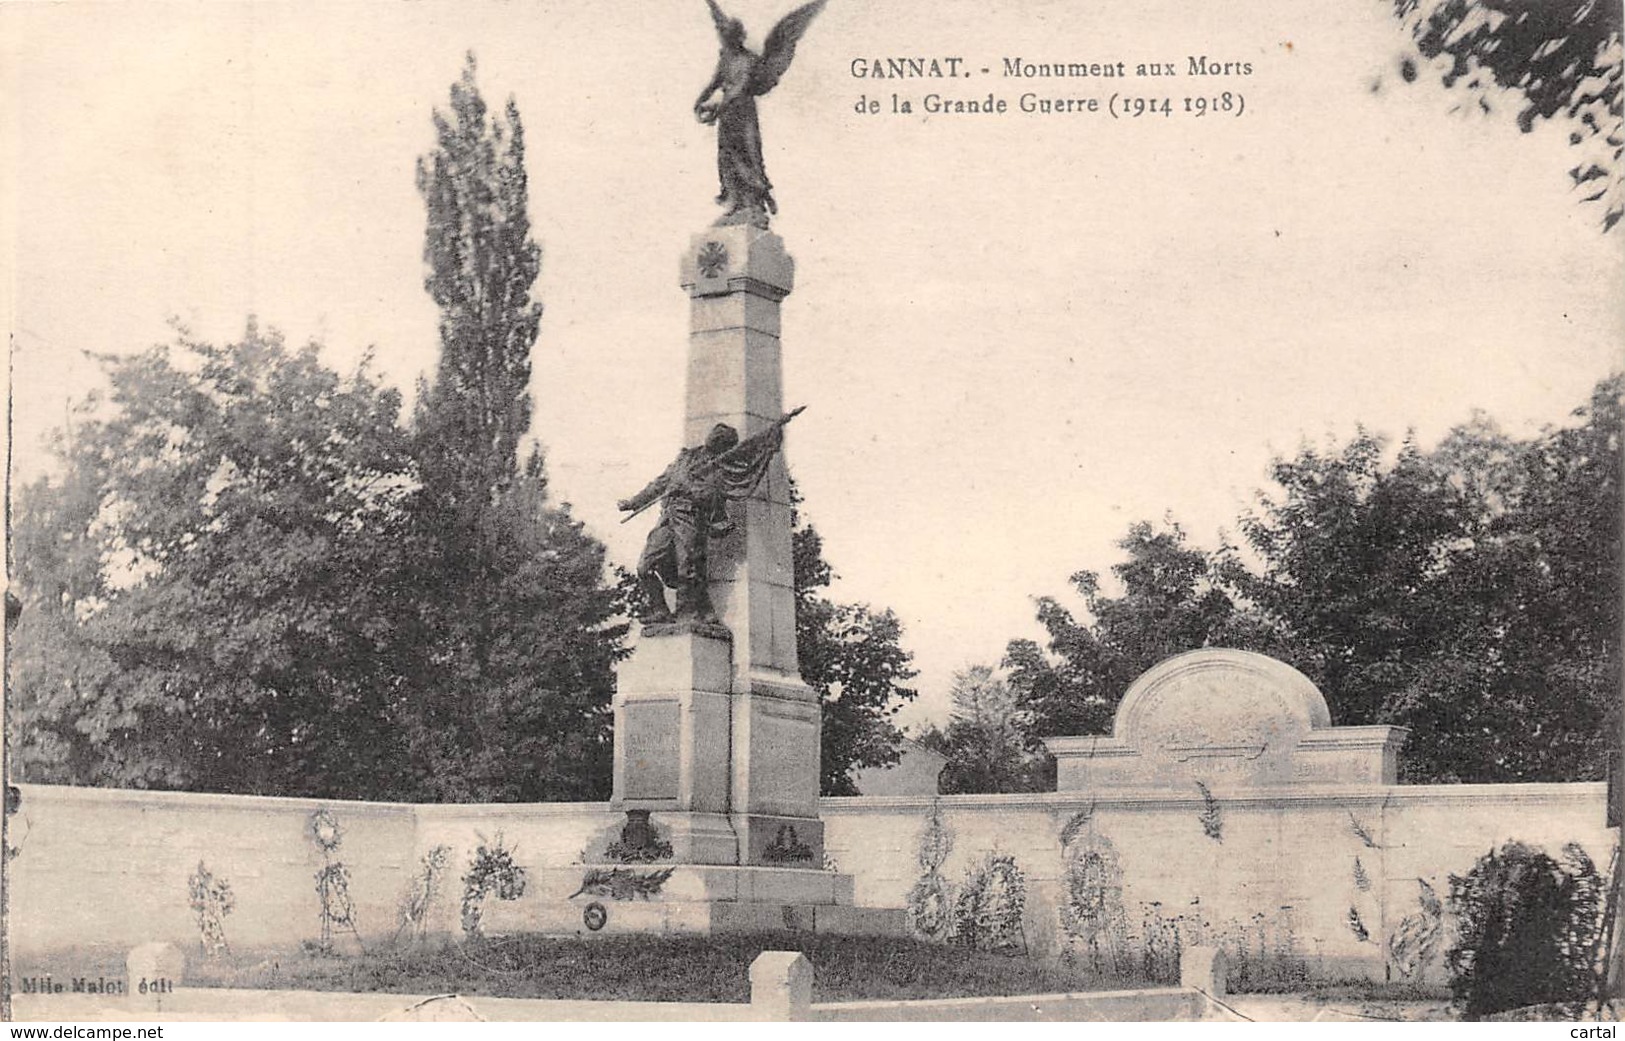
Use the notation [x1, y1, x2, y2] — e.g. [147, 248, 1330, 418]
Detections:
[611, 225, 823, 868]
[488, 227, 902, 937]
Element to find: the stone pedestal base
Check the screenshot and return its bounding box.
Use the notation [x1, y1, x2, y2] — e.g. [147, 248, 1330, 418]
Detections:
[621, 811, 827, 868]
[612, 627, 825, 867]
[481, 864, 908, 939]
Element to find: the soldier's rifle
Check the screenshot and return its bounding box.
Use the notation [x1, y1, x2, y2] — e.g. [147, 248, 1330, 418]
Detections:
[619, 405, 806, 524]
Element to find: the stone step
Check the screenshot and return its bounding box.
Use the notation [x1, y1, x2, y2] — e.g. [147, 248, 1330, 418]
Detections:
[513, 863, 856, 906]
[483, 894, 908, 939]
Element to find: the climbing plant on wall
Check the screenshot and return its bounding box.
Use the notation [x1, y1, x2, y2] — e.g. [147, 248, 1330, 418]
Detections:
[1057, 805, 1131, 974]
[950, 851, 1028, 954]
[186, 860, 235, 959]
[1194, 781, 1223, 842]
[1387, 877, 1445, 980]
[307, 809, 362, 956]
[905, 798, 955, 941]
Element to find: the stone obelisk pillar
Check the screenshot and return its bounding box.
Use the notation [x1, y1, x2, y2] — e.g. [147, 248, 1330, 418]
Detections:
[611, 223, 823, 868]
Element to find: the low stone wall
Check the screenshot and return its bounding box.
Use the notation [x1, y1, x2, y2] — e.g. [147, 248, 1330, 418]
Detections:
[810, 988, 1209, 1022]
[821, 781, 1612, 983]
[6, 785, 633, 966]
[7, 779, 1610, 989]
[10, 987, 760, 1023]
[7, 784, 418, 965]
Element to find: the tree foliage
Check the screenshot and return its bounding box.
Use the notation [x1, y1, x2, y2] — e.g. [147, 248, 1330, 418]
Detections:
[1389, 0, 1624, 230]
[1003, 520, 1273, 744]
[9, 326, 419, 795]
[1233, 433, 1478, 730]
[1381, 382, 1621, 781]
[793, 510, 919, 796]
[414, 53, 541, 516]
[1002, 375, 1621, 786]
[399, 54, 626, 801]
[920, 665, 1046, 795]
[8, 56, 630, 802]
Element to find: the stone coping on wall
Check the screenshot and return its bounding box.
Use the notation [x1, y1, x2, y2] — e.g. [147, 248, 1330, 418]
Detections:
[815, 781, 1608, 813]
[12, 782, 417, 817]
[1045, 725, 1410, 755]
[16, 780, 1605, 817]
[413, 801, 620, 819]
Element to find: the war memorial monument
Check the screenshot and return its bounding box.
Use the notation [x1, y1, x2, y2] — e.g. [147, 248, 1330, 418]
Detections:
[486, 0, 905, 937]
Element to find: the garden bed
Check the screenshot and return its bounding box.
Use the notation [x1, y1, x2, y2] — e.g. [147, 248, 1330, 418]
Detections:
[187, 933, 1136, 1004]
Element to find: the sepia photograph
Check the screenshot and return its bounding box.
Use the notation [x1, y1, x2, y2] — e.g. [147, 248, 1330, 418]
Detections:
[1, 0, 1621, 1027]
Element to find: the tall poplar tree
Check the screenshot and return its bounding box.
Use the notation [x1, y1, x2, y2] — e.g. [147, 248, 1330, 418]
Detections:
[414, 53, 540, 524]
[404, 55, 627, 801]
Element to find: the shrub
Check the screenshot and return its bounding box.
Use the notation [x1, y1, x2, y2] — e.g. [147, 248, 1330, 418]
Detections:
[1445, 841, 1604, 1019]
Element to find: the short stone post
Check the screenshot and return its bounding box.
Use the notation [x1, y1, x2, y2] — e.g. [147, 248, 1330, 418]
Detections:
[1180, 945, 1228, 996]
[750, 950, 812, 1021]
[126, 942, 185, 1013]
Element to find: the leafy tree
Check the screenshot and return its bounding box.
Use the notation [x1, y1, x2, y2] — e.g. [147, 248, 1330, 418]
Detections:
[926, 665, 1046, 795]
[1382, 380, 1620, 781]
[1234, 433, 1478, 731]
[793, 512, 918, 796]
[1004, 520, 1272, 743]
[10, 55, 635, 804]
[401, 54, 627, 801]
[1388, 0, 1623, 230]
[1236, 388, 1620, 781]
[1003, 375, 1621, 785]
[414, 53, 541, 518]
[8, 325, 419, 796]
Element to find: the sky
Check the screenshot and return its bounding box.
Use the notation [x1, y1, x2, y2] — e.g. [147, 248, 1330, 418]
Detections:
[3, 0, 1620, 727]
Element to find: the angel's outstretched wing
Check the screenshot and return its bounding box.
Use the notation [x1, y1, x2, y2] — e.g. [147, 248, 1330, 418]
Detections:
[750, 0, 827, 95]
[706, 0, 734, 39]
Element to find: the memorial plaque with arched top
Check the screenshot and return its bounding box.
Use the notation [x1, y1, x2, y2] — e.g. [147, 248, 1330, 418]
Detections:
[1046, 649, 1406, 790]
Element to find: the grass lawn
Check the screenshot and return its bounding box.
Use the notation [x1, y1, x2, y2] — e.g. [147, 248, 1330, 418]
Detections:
[188, 933, 1137, 1004]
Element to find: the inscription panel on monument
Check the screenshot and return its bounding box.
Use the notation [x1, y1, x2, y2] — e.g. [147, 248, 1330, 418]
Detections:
[622, 701, 681, 801]
[746, 701, 820, 816]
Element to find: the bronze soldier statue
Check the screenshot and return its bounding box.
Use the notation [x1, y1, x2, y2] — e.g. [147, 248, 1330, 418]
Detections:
[695, 0, 826, 227]
[618, 408, 804, 626]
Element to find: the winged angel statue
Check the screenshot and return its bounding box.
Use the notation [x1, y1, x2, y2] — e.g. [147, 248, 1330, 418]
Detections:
[695, 0, 827, 227]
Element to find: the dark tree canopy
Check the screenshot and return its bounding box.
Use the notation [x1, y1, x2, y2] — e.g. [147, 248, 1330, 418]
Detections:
[792, 502, 918, 796]
[1004, 519, 1273, 744]
[1001, 375, 1621, 787]
[414, 53, 542, 515]
[1389, 0, 1624, 229]
[1233, 433, 1479, 730]
[9, 326, 420, 796]
[400, 54, 627, 801]
[8, 56, 630, 803]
